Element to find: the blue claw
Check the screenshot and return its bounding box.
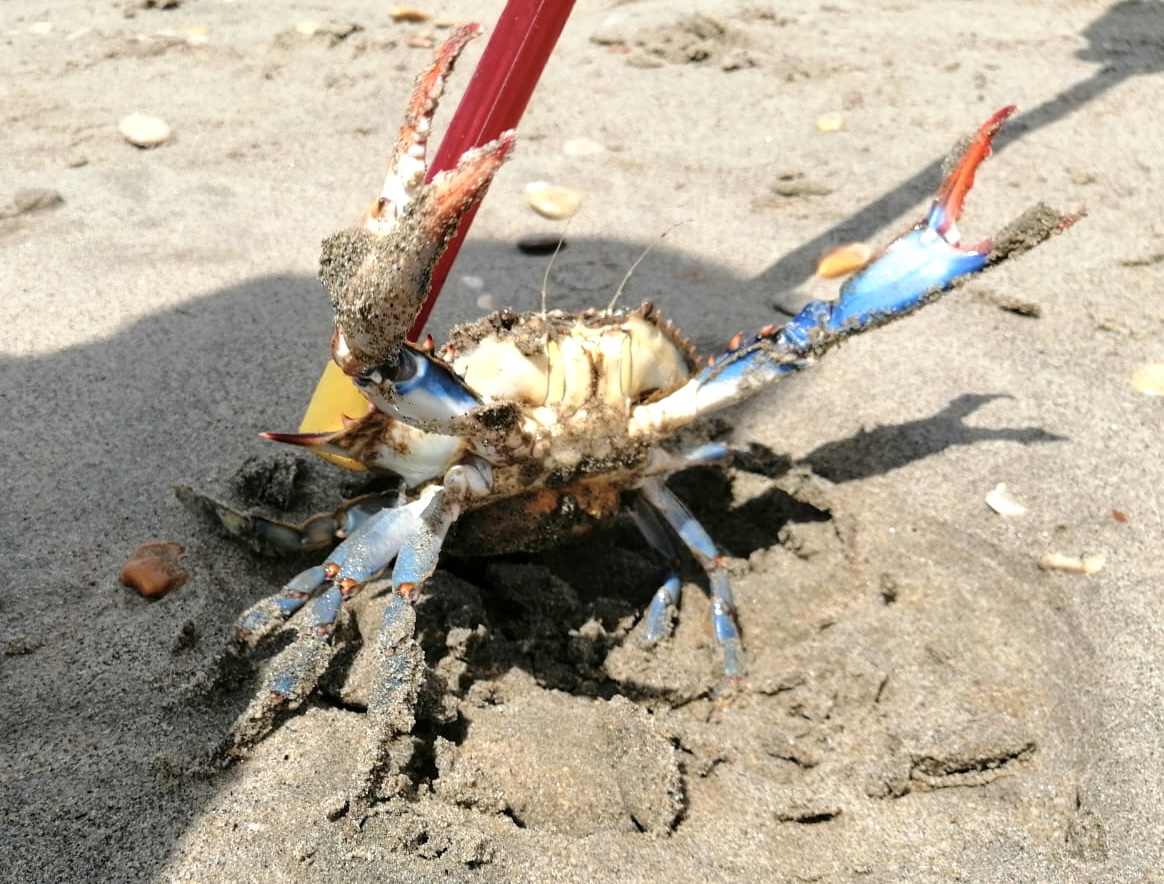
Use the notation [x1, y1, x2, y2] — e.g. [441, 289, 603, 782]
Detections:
[823, 105, 1014, 330]
[355, 342, 481, 431]
[680, 106, 1077, 420]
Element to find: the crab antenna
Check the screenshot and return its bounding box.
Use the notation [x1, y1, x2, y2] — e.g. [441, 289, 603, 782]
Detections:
[540, 221, 571, 319]
[605, 220, 687, 315]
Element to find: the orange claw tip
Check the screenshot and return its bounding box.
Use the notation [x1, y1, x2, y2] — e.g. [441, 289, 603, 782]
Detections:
[933, 105, 1017, 235]
[261, 429, 367, 473]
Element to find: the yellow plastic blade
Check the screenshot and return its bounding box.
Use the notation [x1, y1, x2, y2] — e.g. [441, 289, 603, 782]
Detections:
[298, 361, 369, 471]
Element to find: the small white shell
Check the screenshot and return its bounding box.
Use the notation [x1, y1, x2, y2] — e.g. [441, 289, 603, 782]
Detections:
[525, 182, 582, 220]
[119, 113, 171, 149]
[985, 483, 1026, 517]
[562, 137, 606, 157]
[1038, 552, 1106, 575]
[1131, 362, 1164, 396]
[815, 112, 844, 132]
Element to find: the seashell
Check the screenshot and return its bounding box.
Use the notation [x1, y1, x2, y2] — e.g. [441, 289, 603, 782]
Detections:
[1038, 552, 1106, 575]
[525, 182, 582, 220]
[815, 112, 844, 133]
[1131, 362, 1164, 396]
[984, 483, 1026, 517]
[816, 242, 873, 278]
[119, 113, 171, 149]
[562, 137, 606, 157]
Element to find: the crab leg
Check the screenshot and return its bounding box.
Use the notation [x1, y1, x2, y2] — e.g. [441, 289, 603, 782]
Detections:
[219, 464, 488, 760]
[222, 584, 345, 754]
[346, 590, 425, 825]
[631, 107, 1081, 436]
[219, 490, 444, 755]
[633, 442, 734, 644]
[629, 495, 684, 645]
[639, 477, 745, 679]
[234, 564, 330, 646]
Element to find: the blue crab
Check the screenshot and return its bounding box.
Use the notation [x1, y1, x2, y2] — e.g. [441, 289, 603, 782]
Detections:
[179, 26, 1078, 820]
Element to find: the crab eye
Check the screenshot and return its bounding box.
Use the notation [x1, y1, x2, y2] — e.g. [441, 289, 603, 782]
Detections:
[387, 352, 418, 383]
[354, 367, 380, 388]
[356, 352, 418, 388]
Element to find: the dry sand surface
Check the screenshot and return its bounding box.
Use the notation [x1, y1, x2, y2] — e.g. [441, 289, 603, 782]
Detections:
[3, 1, 1163, 882]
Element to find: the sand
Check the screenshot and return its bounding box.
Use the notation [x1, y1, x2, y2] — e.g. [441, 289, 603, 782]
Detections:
[3, 1, 1163, 882]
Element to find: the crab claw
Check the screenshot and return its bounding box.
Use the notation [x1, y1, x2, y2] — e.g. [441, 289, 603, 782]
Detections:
[641, 106, 1082, 431]
[323, 133, 515, 378]
[320, 25, 516, 380]
[828, 106, 1031, 329]
[928, 105, 1016, 245]
[360, 23, 484, 237]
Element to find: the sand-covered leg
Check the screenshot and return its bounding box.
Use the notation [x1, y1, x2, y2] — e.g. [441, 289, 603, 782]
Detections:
[216, 490, 449, 759]
[344, 483, 463, 828]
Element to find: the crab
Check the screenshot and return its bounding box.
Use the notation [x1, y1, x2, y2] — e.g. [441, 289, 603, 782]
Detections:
[179, 26, 1079, 822]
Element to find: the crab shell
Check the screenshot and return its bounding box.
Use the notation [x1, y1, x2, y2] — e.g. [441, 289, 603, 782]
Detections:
[287, 303, 698, 556]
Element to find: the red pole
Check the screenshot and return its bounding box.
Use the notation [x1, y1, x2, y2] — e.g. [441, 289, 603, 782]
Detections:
[407, 0, 576, 340]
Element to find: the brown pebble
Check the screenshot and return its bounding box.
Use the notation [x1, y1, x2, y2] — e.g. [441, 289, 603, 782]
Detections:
[120, 541, 188, 599]
[517, 232, 567, 255]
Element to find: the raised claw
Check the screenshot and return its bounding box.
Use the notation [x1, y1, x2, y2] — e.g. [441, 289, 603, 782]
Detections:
[320, 24, 516, 380]
[632, 106, 1081, 434]
[830, 104, 1014, 328]
[361, 23, 484, 236]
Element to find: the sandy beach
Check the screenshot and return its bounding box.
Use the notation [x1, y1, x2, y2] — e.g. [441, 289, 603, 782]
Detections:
[3, 1, 1162, 881]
